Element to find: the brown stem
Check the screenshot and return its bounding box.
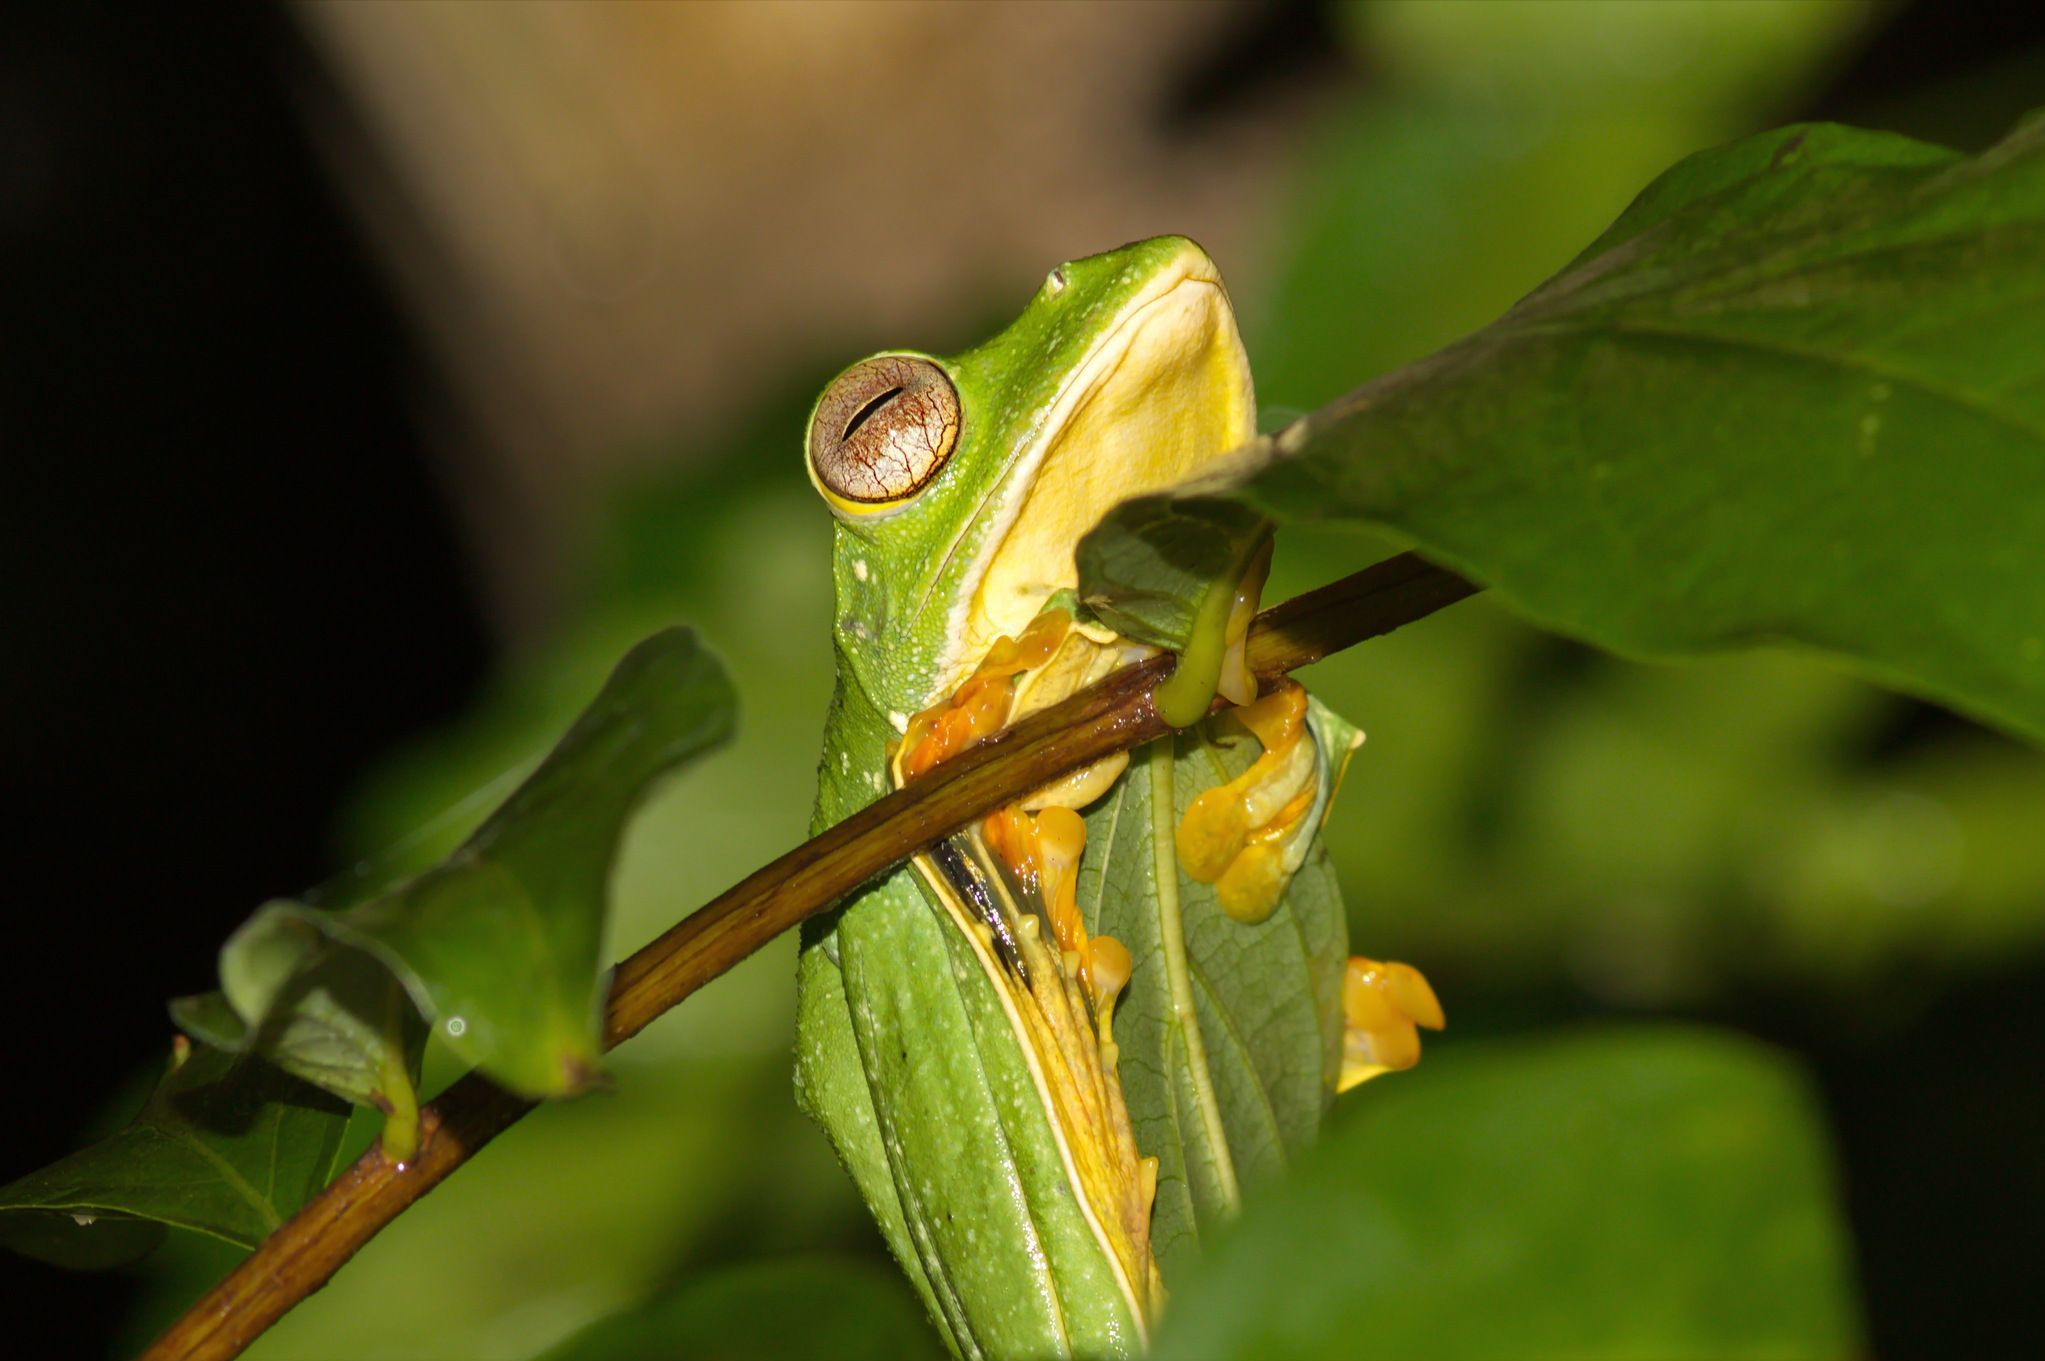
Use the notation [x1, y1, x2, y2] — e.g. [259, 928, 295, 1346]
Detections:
[140, 552, 1477, 1361]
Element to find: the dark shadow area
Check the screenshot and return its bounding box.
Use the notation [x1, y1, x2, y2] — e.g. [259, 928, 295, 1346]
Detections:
[1158, 0, 1350, 133]
[0, 1, 485, 1347]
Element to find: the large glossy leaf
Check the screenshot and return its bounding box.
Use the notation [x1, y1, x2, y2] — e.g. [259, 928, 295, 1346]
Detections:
[0, 1039, 348, 1267]
[1078, 701, 1352, 1282]
[1083, 112, 2045, 746]
[537, 1257, 944, 1361]
[204, 626, 736, 1105]
[1151, 1025, 1859, 1360]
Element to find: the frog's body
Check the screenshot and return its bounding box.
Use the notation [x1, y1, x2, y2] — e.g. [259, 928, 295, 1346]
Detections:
[795, 237, 1439, 1359]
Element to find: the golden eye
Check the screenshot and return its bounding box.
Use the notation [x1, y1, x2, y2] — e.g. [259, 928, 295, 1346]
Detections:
[808, 355, 960, 506]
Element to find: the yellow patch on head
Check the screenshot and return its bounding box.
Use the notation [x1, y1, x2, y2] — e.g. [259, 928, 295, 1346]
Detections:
[956, 253, 1256, 680]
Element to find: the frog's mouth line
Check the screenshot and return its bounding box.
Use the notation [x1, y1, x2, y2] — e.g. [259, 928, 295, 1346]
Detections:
[922, 253, 1256, 699]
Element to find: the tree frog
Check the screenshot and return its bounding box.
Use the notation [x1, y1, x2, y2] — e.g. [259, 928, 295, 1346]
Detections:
[795, 237, 1441, 1359]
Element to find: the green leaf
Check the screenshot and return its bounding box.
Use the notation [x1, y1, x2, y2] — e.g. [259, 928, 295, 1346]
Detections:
[1084, 112, 2045, 746]
[0, 1039, 349, 1266]
[172, 920, 425, 1158]
[1078, 702, 1350, 1282]
[1151, 1025, 1860, 1360]
[1078, 499, 1267, 653]
[536, 1257, 945, 1361]
[209, 626, 737, 1103]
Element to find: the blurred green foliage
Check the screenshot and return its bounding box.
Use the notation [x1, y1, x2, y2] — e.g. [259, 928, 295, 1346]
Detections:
[99, 2, 2045, 1357]
[537, 1258, 943, 1361]
[1153, 1027, 1858, 1360]
[1257, 0, 1867, 408]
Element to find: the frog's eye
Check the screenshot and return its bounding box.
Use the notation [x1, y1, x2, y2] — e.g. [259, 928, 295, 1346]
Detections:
[808, 355, 961, 508]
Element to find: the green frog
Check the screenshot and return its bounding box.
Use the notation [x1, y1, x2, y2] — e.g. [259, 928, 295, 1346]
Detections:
[794, 236, 1441, 1358]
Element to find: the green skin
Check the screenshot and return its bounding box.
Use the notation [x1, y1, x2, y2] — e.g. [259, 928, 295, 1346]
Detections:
[796, 238, 1223, 1359]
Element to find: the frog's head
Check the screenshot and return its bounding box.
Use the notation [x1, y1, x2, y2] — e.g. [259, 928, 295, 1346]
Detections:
[806, 235, 1256, 718]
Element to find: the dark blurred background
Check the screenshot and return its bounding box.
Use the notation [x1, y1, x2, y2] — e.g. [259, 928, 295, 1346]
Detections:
[5, 2, 2045, 1357]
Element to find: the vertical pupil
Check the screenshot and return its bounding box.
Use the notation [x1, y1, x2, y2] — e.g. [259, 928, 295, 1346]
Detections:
[843, 386, 905, 442]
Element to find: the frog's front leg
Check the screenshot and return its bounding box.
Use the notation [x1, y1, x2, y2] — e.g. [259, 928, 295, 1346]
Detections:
[1173, 678, 1446, 1089]
[1174, 681, 1322, 925]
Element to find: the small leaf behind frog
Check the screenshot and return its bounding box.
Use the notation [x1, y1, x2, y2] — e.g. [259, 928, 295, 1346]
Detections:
[1079, 700, 1352, 1282]
[0, 1037, 349, 1266]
